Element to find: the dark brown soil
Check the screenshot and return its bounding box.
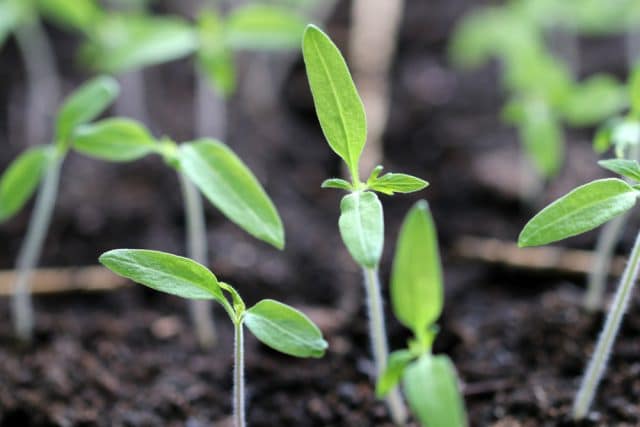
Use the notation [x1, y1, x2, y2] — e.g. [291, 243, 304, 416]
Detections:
[1, 0, 640, 425]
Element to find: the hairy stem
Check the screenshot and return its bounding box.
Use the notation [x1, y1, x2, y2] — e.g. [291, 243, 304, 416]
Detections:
[573, 229, 640, 419]
[179, 172, 216, 348]
[233, 321, 246, 427]
[12, 154, 63, 342]
[363, 267, 408, 425]
[14, 18, 61, 147]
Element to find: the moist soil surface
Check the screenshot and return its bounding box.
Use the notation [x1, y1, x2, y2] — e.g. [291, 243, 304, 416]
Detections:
[1, 0, 640, 426]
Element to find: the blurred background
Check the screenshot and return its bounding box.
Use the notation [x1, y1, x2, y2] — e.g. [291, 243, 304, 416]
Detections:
[2, 0, 640, 425]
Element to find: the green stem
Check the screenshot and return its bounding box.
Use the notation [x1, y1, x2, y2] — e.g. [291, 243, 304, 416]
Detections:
[12, 154, 63, 342]
[178, 172, 216, 348]
[363, 267, 408, 425]
[573, 229, 640, 419]
[234, 321, 246, 427]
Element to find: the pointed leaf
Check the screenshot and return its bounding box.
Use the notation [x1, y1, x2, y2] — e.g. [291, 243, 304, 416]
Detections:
[0, 146, 51, 222]
[179, 139, 284, 249]
[321, 178, 352, 191]
[376, 349, 414, 398]
[403, 355, 468, 427]
[302, 25, 366, 179]
[338, 191, 383, 268]
[391, 201, 443, 334]
[55, 76, 119, 143]
[369, 173, 428, 195]
[518, 178, 638, 247]
[598, 159, 640, 182]
[72, 118, 155, 162]
[225, 5, 305, 50]
[99, 249, 225, 302]
[244, 299, 328, 358]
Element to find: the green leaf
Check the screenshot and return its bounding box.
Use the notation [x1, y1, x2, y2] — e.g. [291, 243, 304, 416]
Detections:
[338, 191, 383, 268]
[225, 5, 305, 50]
[0, 146, 51, 222]
[598, 159, 640, 182]
[403, 355, 468, 427]
[197, 10, 236, 96]
[593, 119, 618, 154]
[368, 173, 429, 195]
[560, 75, 628, 127]
[302, 25, 366, 180]
[518, 178, 638, 247]
[244, 299, 328, 358]
[519, 103, 564, 178]
[99, 249, 225, 302]
[391, 201, 443, 335]
[376, 350, 414, 398]
[321, 178, 352, 191]
[629, 65, 640, 116]
[72, 118, 155, 162]
[179, 139, 284, 249]
[55, 75, 119, 143]
[37, 0, 103, 32]
[0, 0, 30, 48]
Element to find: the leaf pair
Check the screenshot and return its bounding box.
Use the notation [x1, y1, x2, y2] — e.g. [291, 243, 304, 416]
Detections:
[100, 249, 327, 358]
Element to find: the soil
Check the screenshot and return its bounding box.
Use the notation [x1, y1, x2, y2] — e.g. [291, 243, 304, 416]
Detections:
[1, 0, 640, 426]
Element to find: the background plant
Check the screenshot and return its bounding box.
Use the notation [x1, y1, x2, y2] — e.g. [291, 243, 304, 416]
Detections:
[302, 24, 428, 425]
[377, 201, 467, 427]
[100, 248, 327, 427]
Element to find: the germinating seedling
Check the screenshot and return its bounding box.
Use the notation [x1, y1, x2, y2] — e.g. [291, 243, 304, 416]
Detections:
[377, 201, 467, 427]
[0, 75, 119, 342]
[518, 161, 640, 419]
[302, 24, 428, 424]
[70, 115, 285, 347]
[99, 248, 327, 427]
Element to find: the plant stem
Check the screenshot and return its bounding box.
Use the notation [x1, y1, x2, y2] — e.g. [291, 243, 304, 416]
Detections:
[233, 321, 246, 427]
[12, 154, 63, 342]
[573, 229, 640, 419]
[195, 70, 226, 141]
[14, 17, 60, 147]
[362, 267, 408, 425]
[179, 172, 216, 348]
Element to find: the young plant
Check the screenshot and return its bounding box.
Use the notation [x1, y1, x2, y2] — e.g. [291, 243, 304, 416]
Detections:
[377, 201, 467, 427]
[0, 76, 119, 342]
[302, 24, 428, 424]
[99, 248, 327, 427]
[518, 163, 640, 419]
[70, 116, 284, 347]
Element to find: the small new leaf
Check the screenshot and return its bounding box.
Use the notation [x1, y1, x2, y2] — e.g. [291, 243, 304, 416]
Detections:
[244, 299, 328, 358]
[321, 178, 352, 191]
[369, 173, 428, 195]
[518, 178, 638, 247]
[72, 118, 156, 162]
[391, 201, 443, 335]
[225, 5, 306, 50]
[376, 350, 414, 398]
[0, 146, 51, 222]
[99, 249, 225, 302]
[598, 159, 640, 182]
[338, 191, 384, 268]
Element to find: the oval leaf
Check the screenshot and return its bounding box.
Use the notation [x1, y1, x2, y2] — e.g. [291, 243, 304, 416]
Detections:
[598, 159, 640, 182]
[302, 25, 366, 179]
[369, 173, 429, 196]
[99, 249, 224, 302]
[338, 191, 384, 268]
[376, 349, 414, 398]
[403, 355, 468, 427]
[518, 178, 638, 247]
[244, 299, 327, 358]
[179, 139, 284, 249]
[73, 118, 155, 162]
[391, 201, 443, 334]
[321, 178, 352, 191]
[225, 5, 305, 50]
[55, 75, 120, 143]
[0, 146, 51, 222]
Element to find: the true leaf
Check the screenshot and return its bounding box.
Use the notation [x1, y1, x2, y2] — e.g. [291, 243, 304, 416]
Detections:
[0, 146, 51, 222]
[179, 139, 284, 249]
[403, 355, 468, 427]
[391, 201, 443, 335]
[244, 299, 328, 358]
[518, 178, 638, 247]
[376, 350, 414, 398]
[225, 5, 305, 50]
[338, 191, 384, 268]
[321, 178, 352, 191]
[99, 249, 225, 302]
[302, 25, 366, 180]
[369, 173, 428, 195]
[72, 118, 155, 162]
[598, 159, 640, 182]
[55, 75, 119, 143]
[560, 75, 628, 127]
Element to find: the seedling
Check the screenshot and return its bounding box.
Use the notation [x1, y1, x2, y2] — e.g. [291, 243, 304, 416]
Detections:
[518, 162, 640, 419]
[302, 24, 428, 424]
[70, 116, 285, 347]
[0, 76, 119, 342]
[377, 201, 467, 427]
[99, 248, 327, 427]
